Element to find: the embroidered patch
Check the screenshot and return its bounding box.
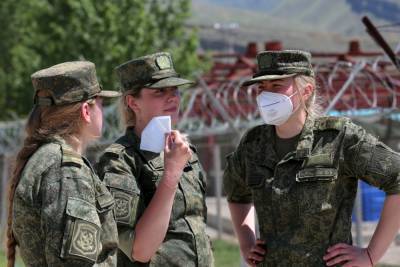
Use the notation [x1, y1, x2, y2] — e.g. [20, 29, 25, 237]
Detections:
[113, 191, 132, 222]
[69, 220, 99, 261]
[156, 55, 171, 70]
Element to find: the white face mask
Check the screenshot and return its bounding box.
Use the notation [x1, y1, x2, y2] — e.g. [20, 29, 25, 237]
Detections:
[256, 91, 298, 125]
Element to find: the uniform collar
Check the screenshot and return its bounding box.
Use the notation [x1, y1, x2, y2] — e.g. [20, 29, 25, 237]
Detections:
[53, 135, 81, 157]
[294, 115, 315, 159]
[124, 127, 141, 148]
[124, 127, 164, 166]
[53, 135, 94, 170]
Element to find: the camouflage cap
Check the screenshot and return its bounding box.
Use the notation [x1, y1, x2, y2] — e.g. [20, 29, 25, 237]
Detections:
[243, 50, 314, 86]
[115, 52, 193, 92]
[31, 61, 121, 106]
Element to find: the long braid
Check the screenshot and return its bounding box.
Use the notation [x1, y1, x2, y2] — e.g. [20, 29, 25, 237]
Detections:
[6, 106, 43, 267]
[7, 137, 46, 267]
[6, 93, 85, 266]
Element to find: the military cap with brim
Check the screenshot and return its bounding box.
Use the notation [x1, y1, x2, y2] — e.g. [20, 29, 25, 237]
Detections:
[243, 50, 314, 86]
[116, 52, 193, 92]
[32, 61, 121, 106]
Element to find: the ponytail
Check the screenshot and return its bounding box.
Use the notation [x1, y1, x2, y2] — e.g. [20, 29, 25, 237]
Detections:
[6, 92, 84, 266]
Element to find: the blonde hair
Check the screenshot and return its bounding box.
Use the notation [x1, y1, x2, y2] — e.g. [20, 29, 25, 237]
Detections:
[6, 91, 89, 267]
[293, 75, 323, 119]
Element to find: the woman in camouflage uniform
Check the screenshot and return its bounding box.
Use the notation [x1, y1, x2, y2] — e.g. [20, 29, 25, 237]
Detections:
[96, 52, 213, 267]
[223, 50, 400, 266]
[7, 61, 120, 267]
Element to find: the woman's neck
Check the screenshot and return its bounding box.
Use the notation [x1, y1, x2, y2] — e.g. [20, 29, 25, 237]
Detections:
[134, 124, 144, 137]
[65, 135, 86, 155]
[275, 109, 307, 139]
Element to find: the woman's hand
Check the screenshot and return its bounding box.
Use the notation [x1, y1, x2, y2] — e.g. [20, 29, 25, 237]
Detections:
[243, 239, 266, 267]
[162, 130, 192, 188]
[324, 243, 374, 267]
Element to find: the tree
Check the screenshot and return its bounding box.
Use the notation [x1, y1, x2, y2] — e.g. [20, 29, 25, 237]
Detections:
[0, 0, 202, 120]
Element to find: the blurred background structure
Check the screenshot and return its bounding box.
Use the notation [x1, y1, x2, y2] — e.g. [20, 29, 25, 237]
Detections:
[1, 0, 400, 266]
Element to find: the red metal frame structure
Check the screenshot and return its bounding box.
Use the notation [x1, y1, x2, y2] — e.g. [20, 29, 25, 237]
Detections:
[178, 39, 400, 138]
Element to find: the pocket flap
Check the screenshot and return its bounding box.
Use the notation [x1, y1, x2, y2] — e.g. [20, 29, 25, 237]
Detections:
[148, 156, 164, 171]
[97, 192, 115, 211]
[296, 168, 337, 182]
[103, 172, 138, 194]
[94, 180, 115, 211]
[304, 153, 334, 167]
[66, 198, 100, 227]
[189, 158, 199, 165]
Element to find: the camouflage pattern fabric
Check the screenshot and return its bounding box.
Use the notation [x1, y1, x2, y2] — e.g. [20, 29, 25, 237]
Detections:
[243, 50, 314, 86]
[31, 61, 120, 106]
[115, 52, 193, 92]
[96, 127, 214, 267]
[223, 116, 400, 267]
[12, 137, 118, 267]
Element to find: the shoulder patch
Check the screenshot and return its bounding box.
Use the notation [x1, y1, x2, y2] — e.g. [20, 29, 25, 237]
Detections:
[61, 146, 83, 168]
[116, 134, 136, 149]
[70, 221, 99, 260]
[107, 143, 126, 152]
[314, 116, 350, 131]
[103, 143, 126, 158]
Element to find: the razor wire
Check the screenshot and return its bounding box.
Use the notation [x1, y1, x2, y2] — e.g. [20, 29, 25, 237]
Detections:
[1, 59, 400, 154]
[178, 59, 400, 136]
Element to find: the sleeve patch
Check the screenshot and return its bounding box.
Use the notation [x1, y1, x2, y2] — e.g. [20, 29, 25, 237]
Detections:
[70, 221, 99, 261]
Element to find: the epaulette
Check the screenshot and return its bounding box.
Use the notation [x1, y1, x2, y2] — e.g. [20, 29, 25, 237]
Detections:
[314, 116, 350, 131]
[189, 143, 198, 154]
[103, 143, 126, 158]
[61, 146, 83, 168]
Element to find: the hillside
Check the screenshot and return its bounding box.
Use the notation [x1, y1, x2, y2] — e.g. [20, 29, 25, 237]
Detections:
[190, 0, 400, 53]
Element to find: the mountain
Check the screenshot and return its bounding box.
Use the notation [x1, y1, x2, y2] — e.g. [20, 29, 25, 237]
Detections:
[190, 0, 400, 53]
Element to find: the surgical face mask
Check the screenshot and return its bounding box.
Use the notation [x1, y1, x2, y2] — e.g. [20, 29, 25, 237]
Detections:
[256, 91, 298, 125]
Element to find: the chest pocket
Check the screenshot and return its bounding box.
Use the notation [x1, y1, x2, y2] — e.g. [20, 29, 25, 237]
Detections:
[295, 132, 344, 215]
[136, 155, 165, 208]
[94, 179, 115, 213]
[142, 156, 164, 192]
[296, 153, 338, 215]
[146, 155, 164, 180]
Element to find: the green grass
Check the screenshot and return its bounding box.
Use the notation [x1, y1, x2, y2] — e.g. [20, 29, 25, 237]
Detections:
[210, 239, 400, 267]
[212, 239, 241, 267]
[0, 250, 7, 267]
[1, 244, 398, 267]
[0, 250, 24, 267]
[1, 244, 242, 267]
[1, 242, 241, 267]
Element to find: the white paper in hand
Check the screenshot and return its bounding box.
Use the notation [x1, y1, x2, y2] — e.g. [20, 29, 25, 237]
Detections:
[140, 116, 171, 153]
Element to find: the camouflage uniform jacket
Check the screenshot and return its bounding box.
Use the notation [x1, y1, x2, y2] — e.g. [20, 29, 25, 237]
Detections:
[96, 127, 213, 267]
[223, 116, 400, 267]
[12, 137, 118, 267]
